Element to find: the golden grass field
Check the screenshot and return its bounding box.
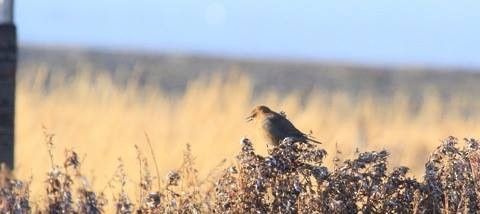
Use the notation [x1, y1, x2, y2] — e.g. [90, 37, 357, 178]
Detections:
[14, 68, 480, 202]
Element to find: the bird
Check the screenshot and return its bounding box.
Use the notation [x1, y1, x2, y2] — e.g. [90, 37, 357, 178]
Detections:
[246, 105, 321, 146]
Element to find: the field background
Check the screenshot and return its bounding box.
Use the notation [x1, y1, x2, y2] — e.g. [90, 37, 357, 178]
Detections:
[15, 46, 480, 201]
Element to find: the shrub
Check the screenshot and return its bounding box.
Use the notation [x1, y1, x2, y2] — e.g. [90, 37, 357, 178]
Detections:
[2, 136, 480, 213]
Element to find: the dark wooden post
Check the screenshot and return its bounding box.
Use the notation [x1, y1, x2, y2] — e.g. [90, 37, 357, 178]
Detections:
[0, 0, 16, 169]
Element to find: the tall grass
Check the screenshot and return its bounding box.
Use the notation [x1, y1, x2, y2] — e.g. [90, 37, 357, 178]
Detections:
[14, 69, 480, 205]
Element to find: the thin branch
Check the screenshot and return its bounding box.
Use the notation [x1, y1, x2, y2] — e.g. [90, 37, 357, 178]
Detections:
[144, 132, 161, 190]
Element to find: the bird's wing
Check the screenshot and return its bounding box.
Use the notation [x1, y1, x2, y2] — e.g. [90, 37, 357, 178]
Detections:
[268, 113, 306, 137]
[267, 113, 322, 144]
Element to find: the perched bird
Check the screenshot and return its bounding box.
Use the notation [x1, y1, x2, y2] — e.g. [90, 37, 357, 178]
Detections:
[246, 105, 321, 146]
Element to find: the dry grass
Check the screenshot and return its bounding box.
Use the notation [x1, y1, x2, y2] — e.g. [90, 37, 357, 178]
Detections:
[10, 68, 480, 211]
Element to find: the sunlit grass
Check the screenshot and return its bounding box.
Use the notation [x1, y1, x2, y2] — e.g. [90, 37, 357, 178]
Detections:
[15, 68, 480, 202]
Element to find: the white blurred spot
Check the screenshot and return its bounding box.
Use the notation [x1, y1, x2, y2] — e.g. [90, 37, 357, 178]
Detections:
[205, 2, 226, 26]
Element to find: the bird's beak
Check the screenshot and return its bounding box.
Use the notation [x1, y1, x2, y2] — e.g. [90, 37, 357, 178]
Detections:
[245, 115, 254, 122]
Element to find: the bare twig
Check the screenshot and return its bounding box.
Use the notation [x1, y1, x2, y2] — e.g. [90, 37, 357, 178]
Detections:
[144, 132, 161, 190]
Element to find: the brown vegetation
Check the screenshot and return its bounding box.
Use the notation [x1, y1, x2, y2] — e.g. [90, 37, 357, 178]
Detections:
[10, 55, 480, 212]
[3, 134, 480, 213]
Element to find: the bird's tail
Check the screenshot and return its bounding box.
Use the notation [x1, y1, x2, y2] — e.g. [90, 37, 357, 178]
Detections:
[306, 137, 322, 144]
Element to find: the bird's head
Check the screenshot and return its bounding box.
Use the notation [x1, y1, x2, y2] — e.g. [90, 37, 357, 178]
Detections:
[246, 105, 272, 122]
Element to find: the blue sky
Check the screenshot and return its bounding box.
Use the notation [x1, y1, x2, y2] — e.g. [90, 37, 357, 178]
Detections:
[16, 0, 480, 68]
